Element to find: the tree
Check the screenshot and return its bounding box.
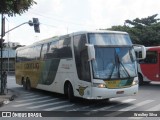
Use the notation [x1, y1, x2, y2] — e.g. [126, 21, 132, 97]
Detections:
[125, 14, 159, 27]
[0, 0, 36, 95]
[108, 25, 142, 44]
[108, 14, 160, 46]
[0, 0, 37, 16]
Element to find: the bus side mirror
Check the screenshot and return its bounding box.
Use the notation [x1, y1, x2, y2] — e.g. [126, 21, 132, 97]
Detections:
[133, 45, 146, 60]
[86, 44, 95, 61]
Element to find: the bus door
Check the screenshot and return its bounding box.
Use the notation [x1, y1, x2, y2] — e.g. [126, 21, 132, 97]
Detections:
[140, 51, 159, 81]
[78, 50, 92, 98]
[73, 34, 92, 98]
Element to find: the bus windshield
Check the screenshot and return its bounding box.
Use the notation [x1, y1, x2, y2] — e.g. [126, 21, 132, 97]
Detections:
[92, 47, 137, 79]
[88, 33, 132, 45]
[88, 33, 136, 80]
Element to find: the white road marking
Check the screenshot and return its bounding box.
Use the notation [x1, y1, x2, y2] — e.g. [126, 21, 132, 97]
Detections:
[22, 95, 40, 99]
[129, 102, 160, 120]
[44, 104, 75, 111]
[13, 98, 59, 107]
[27, 101, 68, 109]
[16, 96, 51, 102]
[21, 93, 35, 96]
[146, 103, 160, 111]
[105, 100, 154, 117]
[85, 99, 136, 115]
[93, 99, 136, 111]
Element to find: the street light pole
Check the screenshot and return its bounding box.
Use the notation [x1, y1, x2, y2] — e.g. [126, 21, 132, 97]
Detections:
[5, 22, 29, 34]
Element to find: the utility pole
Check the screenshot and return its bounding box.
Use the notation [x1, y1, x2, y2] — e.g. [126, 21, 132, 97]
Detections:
[0, 17, 40, 94]
[0, 13, 5, 95]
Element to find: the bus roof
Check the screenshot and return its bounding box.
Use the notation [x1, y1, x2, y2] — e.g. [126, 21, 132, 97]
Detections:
[71, 30, 128, 36]
[16, 30, 128, 51]
[145, 46, 160, 51]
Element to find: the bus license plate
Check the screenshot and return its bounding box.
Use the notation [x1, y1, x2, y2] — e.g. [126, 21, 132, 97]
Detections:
[105, 80, 120, 89]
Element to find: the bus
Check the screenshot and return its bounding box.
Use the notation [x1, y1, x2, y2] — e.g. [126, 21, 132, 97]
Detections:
[15, 31, 146, 102]
[138, 46, 160, 85]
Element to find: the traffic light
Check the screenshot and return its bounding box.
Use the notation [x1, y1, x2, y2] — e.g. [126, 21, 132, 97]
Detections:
[33, 18, 40, 33]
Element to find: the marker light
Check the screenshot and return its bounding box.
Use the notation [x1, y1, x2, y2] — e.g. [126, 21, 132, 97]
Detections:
[93, 83, 106, 88]
[132, 80, 138, 86]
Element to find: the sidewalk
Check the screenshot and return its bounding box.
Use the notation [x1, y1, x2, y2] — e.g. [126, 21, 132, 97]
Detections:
[0, 89, 16, 107]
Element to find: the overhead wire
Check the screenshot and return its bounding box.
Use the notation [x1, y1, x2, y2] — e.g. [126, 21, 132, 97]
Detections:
[28, 11, 97, 28]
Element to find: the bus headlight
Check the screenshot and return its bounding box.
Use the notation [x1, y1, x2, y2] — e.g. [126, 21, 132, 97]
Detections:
[132, 80, 138, 86]
[93, 83, 106, 88]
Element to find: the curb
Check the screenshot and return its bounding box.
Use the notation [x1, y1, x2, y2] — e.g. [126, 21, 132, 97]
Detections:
[0, 89, 16, 107]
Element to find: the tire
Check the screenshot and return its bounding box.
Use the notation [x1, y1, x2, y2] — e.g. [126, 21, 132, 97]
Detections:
[26, 79, 31, 90]
[64, 84, 68, 99]
[138, 73, 143, 86]
[67, 83, 75, 102]
[22, 80, 26, 90]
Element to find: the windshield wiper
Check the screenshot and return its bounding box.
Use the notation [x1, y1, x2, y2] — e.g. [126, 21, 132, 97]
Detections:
[117, 54, 131, 78]
[107, 49, 119, 80]
[108, 48, 131, 79]
[108, 63, 115, 80]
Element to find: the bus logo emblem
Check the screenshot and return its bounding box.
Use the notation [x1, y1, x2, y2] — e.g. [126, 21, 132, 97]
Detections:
[77, 85, 88, 96]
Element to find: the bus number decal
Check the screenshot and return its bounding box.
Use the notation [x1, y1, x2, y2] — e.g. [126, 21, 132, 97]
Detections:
[61, 64, 72, 69]
[24, 63, 39, 70]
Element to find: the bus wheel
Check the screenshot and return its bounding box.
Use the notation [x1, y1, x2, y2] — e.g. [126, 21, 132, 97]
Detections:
[26, 79, 31, 90]
[22, 80, 26, 90]
[67, 83, 74, 102]
[64, 83, 68, 99]
[138, 74, 143, 86]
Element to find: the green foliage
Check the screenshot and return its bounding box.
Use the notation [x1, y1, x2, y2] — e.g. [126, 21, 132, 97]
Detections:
[0, 0, 37, 16]
[125, 14, 159, 27]
[108, 14, 160, 46]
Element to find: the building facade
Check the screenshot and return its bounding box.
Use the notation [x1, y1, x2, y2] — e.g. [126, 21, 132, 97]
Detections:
[0, 42, 22, 72]
[1, 48, 16, 71]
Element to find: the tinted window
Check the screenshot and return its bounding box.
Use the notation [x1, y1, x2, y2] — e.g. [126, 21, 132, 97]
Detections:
[46, 37, 72, 59]
[88, 33, 132, 45]
[28, 47, 35, 61]
[58, 37, 72, 58]
[74, 34, 91, 82]
[47, 40, 59, 59]
[139, 51, 157, 64]
[41, 44, 48, 60]
[35, 45, 42, 60]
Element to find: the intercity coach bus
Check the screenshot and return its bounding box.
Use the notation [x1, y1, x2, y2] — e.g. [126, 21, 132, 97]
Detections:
[138, 46, 160, 85]
[15, 31, 146, 102]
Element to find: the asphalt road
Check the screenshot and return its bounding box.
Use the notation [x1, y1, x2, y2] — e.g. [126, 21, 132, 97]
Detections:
[0, 75, 160, 120]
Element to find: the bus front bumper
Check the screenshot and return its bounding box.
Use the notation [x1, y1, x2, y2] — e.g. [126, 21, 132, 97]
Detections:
[88, 84, 138, 100]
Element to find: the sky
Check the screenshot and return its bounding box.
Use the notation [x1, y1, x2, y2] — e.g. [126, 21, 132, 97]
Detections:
[1, 0, 160, 45]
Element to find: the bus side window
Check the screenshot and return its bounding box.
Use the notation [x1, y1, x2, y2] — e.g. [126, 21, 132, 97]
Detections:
[29, 47, 36, 61]
[44, 43, 51, 59]
[58, 37, 72, 58]
[35, 45, 42, 60]
[48, 41, 59, 59]
[63, 37, 72, 58]
[139, 51, 157, 64]
[41, 44, 48, 60]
